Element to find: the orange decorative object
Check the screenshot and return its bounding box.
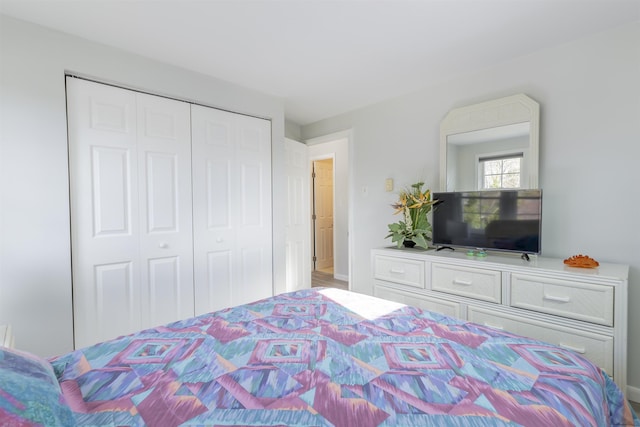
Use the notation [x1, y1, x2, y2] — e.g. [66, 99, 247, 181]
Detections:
[563, 254, 599, 268]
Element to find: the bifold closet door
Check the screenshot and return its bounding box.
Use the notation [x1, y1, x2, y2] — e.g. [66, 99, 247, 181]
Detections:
[191, 105, 273, 315]
[67, 78, 194, 348]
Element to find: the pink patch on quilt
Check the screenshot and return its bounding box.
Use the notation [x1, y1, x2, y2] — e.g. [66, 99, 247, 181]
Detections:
[313, 382, 389, 427]
[320, 323, 368, 346]
[448, 375, 577, 427]
[206, 317, 251, 343]
[135, 377, 208, 427]
[420, 320, 488, 348]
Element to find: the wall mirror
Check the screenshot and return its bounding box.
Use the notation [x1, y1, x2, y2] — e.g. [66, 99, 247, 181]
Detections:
[440, 94, 540, 192]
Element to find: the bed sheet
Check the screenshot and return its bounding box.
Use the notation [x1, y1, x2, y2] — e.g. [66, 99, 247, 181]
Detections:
[50, 288, 639, 426]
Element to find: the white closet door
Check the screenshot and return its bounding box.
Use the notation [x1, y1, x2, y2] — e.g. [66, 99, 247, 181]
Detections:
[67, 78, 194, 348]
[235, 114, 272, 303]
[136, 93, 194, 328]
[191, 105, 272, 315]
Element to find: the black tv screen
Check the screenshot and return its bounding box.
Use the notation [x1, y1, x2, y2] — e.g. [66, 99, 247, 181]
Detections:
[432, 189, 542, 254]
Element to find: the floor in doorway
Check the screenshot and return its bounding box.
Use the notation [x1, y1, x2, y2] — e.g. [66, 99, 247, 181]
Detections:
[311, 270, 348, 290]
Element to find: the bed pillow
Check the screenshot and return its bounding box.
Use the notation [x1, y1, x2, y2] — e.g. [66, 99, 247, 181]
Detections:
[0, 346, 76, 426]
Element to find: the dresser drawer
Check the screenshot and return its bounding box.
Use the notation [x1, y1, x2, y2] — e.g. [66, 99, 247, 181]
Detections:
[431, 263, 501, 303]
[374, 285, 461, 318]
[373, 255, 425, 288]
[510, 274, 614, 326]
[468, 307, 613, 375]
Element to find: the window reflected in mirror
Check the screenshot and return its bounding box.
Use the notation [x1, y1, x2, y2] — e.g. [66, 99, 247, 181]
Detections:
[479, 153, 522, 189]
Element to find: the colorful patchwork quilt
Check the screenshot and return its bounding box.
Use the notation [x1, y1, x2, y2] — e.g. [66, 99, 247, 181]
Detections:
[48, 288, 638, 426]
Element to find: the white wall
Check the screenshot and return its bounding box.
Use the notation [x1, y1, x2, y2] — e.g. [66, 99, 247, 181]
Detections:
[285, 119, 302, 141]
[307, 136, 349, 281]
[302, 22, 640, 391]
[0, 15, 286, 357]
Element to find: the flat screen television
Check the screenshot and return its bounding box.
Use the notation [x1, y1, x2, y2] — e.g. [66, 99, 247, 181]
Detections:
[432, 189, 542, 255]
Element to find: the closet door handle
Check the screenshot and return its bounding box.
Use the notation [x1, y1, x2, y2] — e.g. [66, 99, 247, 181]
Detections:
[158, 242, 168, 249]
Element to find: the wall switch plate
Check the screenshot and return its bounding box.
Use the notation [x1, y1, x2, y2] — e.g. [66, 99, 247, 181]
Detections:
[385, 178, 394, 192]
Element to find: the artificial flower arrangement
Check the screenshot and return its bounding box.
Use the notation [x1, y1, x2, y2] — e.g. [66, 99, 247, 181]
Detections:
[386, 181, 439, 249]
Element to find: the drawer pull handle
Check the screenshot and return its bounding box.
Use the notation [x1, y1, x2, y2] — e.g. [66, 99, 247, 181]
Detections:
[390, 268, 405, 274]
[543, 294, 571, 303]
[483, 322, 504, 330]
[559, 343, 586, 354]
[453, 279, 472, 286]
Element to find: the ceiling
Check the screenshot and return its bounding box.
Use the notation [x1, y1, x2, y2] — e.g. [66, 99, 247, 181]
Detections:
[1, 1, 638, 125]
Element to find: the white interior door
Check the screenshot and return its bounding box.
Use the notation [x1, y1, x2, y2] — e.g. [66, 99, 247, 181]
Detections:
[284, 138, 311, 291]
[235, 114, 273, 303]
[67, 78, 194, 348]
[135, 92, 194, 328]
[313, 159, 334, 271]
[191, 105, 272, 315]
[68, 78, 141, 348]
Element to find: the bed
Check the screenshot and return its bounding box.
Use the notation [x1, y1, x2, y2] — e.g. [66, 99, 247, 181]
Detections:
[1, 288, 638, 426]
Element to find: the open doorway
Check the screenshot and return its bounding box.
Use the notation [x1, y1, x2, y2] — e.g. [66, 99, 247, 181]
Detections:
[307, 134, 349, 290]
[311, 157, 347, 290]
[312, 158, 334, 274]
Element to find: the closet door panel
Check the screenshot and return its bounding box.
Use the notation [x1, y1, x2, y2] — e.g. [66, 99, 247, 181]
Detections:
[192, 106, 236, 313]
[91, 146, 132, 237]
[94, 262, 139, 340]
[235, 115, 272, 305]
[69, 79, 195, 348]
[239, 247, 271, 301]
[198, 250, 233, 314]
[146, 256, 186, 326]
[206, 159, 232, 229]
[240, 163, 263, 226]
[145, 152, 179, 232]
[67, 78, 142, 348]
[136, 93, 194, 327]
[192, 106, 272, 314]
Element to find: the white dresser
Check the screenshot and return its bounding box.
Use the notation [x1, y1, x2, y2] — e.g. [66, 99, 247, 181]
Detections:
[371, 247, 629, 393]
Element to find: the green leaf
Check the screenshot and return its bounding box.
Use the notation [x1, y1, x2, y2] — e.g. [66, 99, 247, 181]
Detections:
[388, 223, 402, 232]
[413, 234, 429, 249]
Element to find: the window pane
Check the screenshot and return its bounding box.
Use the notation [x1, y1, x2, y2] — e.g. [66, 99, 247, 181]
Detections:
[480, 156, 522, 189]
[484, 160, 502, 174]
[502, 158, 521, 173]
[502, 173, 520, 188]
[484, 175, 501, 189]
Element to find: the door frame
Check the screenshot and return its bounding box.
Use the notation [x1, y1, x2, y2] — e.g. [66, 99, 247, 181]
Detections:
[305, 130, 352, 285]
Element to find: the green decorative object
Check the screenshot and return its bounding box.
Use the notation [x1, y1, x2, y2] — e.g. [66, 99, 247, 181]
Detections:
[386, 182, 439, 249]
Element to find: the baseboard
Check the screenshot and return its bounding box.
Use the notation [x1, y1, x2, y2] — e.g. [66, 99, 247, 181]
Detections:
[628, 385, 640, 403]
[334, 273, 348, 282]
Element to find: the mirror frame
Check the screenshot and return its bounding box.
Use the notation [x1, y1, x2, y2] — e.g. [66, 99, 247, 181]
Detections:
[439, 93, 540, 192]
